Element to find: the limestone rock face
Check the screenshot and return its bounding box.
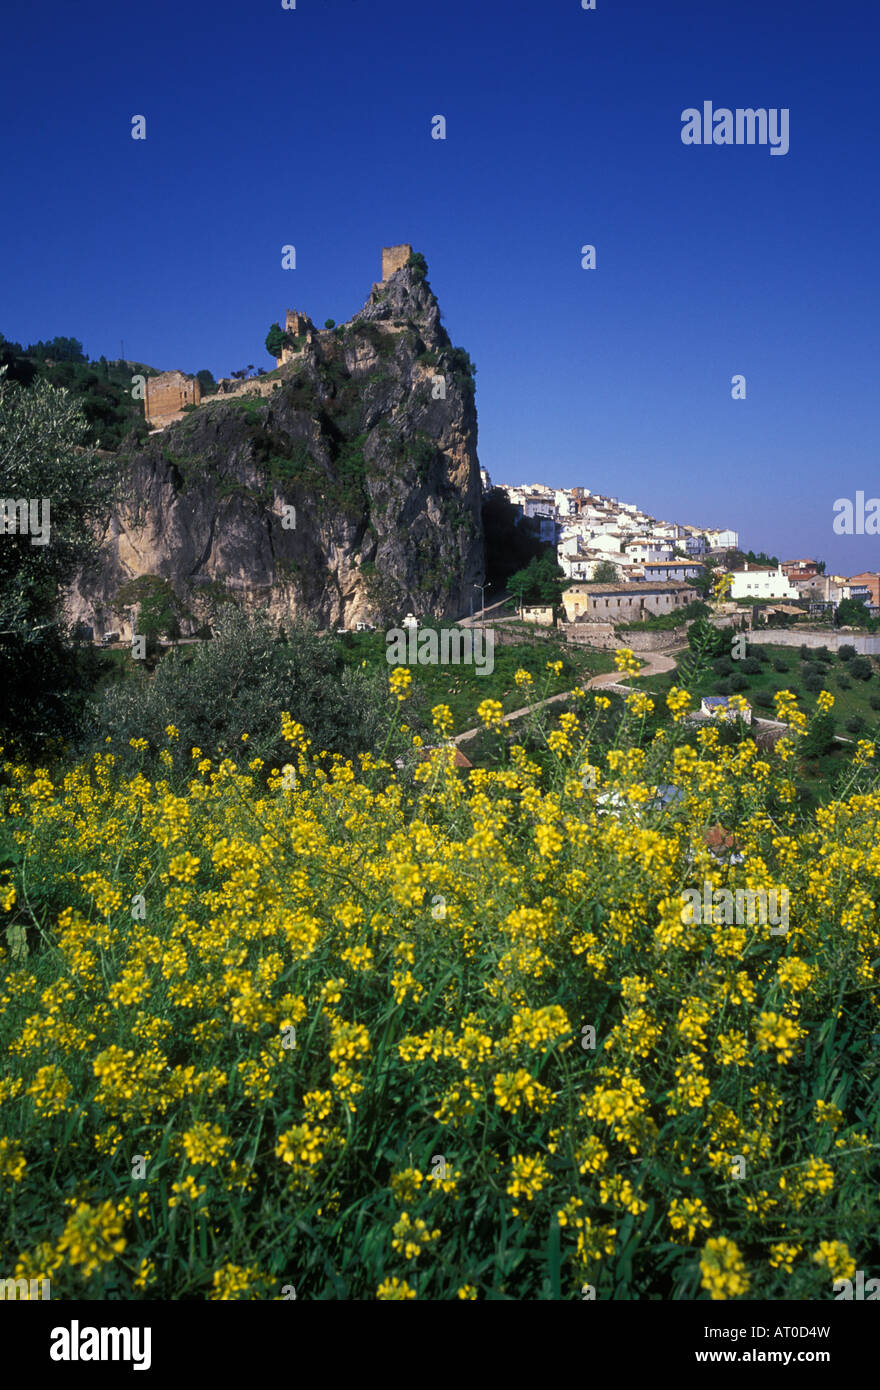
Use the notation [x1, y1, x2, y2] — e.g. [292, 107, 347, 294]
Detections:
[64, 260, 484, 637]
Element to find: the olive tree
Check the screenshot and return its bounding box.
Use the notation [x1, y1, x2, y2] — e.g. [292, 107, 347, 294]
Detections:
[0, 368, 113, 754]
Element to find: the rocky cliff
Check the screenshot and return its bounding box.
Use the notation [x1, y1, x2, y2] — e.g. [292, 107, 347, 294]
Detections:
[64, 255, 484, 637]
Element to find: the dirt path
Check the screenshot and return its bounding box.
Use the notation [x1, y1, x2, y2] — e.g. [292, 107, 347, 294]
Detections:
[585, 648, 681, 689]
[452, 647, 683, 745]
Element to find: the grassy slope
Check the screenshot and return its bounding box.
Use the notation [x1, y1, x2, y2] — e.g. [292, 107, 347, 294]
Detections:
[628, 641, 880, 797]
[338, 627, 616, 733]
[633, 643, 880, 726]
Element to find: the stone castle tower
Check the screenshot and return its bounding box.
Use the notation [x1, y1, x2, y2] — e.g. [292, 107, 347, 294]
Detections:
[144, 370, 201, 429]
[276, 308, 315, 365]
[276, 247, 414, 365]
[381, 244, 412, 283]
[285, 309, 313, 338]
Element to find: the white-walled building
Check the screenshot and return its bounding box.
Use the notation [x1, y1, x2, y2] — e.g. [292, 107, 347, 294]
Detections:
[642, 559, 706, 583]
[569, 556, 599, 581]
[650, 522, 682, 542]
[729, 565, 799, 601]
[704, 527, 739, 550]
[683, 532, 709, 556]
[523, 496, 556, 520]
[587, 533, 625, 559]
[625, 540, 675, 565]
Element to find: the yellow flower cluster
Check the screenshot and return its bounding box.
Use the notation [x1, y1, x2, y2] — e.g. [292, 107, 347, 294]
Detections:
[700, 1236, 750, 1299]
[477, 699, 506, 732]
[388, 668, 412, 702]
[1, 689, 878, 1300]
[666, 686, 692, 722]
[773, 690, 808, 736]
[613, 647, 641, 677]
[811, 1240, 856, 1281]
[55, 1200, 127, 1280]
[391, 1211, 441, 1259]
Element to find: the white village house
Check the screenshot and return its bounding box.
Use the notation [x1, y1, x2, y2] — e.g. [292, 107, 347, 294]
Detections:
[728, 565, 799, 601]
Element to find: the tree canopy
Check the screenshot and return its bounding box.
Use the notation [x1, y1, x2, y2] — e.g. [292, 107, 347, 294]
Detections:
[0, 369, 114, 753]
[507, 552, 567, 608]
[265, 323, 286, 360]
[592, 559, 619, 583]
[836, 598, 872, 629]
[23, 335, 87, 363]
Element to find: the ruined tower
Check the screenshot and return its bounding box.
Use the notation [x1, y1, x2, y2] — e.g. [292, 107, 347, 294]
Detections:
[381, 244, 412, 284]
[285, 309, 313, 338]
[277, 309, 315, 365]
[143, 370, 201, 429]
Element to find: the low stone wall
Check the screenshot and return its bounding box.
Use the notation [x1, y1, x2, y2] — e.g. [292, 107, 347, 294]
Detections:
[562, 622, 689, 652]
[562, 623, 618, 649]
[621, 625, 690, 652]
[489, 623, 562, 646]
[747, 629, 880, 655]
[212, 377, 281, 403]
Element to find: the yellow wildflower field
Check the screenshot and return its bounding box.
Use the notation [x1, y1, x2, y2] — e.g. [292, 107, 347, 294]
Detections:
[0, 678, 878, 1299]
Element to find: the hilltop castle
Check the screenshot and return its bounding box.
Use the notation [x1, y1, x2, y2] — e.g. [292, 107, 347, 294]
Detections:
[144, 245, 414, 427]
[277, 245, 413, 366]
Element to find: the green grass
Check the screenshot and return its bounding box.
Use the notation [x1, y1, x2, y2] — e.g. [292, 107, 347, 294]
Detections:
[634, 643, 880, 726]
[338, 627, 615, 736]
[626, 641, 880, 798]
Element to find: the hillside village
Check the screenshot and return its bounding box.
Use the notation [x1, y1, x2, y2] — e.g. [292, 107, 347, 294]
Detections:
[489, 475, 880, 638]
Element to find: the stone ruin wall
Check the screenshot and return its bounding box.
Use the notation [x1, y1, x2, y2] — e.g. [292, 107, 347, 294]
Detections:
[144, 370, 202, 428]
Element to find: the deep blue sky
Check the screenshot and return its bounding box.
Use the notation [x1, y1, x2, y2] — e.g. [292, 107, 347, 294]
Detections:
[4, 0, 879, 570]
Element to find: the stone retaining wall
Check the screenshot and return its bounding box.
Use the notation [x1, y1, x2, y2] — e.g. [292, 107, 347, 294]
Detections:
[562, 623, 618, 649]
[622, 624, 691, 651]
[562, 622, 690, 652]
[747, 629, 880, 655]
